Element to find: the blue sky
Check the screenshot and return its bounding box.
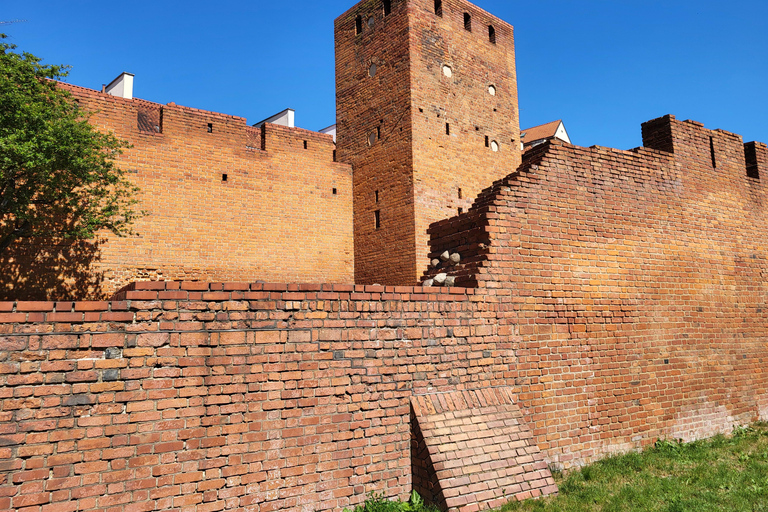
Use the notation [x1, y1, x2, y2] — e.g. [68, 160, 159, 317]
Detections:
[3, 0, 767, 150]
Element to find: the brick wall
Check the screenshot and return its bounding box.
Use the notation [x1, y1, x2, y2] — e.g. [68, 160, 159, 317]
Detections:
[2, 191, 768, 511]
[424, 115, 768, 467]
[0, 282, 499, 512]
[0, 84, 353, 301]
[336, 0, 419, 286]
[410, 0, 521, 281]
[336, 0, 520, 286]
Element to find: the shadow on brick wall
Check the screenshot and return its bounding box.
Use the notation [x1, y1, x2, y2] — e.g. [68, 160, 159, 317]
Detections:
[0, 234, 103, 301]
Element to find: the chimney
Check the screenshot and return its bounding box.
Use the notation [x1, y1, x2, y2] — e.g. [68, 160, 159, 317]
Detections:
[104, 72, 134, 100]
[253, 108, 295, 129]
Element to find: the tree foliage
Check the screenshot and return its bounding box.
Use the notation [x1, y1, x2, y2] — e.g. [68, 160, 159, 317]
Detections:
[0, 34, 140, 253]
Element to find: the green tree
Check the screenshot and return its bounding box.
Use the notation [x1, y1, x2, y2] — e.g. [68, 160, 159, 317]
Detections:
[0, 34, 140, 254]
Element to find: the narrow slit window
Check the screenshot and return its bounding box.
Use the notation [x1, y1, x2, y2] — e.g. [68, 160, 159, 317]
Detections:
[446, 123, 450, 135]
[222, 173, 228, 182]
[709, 136, 717, 168]
[464, 13, 471, 31]
[375, 190, 379, 202]
[377, 126, 381, 139]
[458, 187, 462, 199]
[355, 15, 363, 35]
[333, 188, 337, 195]
[434, 0, 442, 16]
[746, 144, 760, 179]
[488, 25, 496, 44]
[485, 135, 489, 147]
[374, 210, 381, 230]
[303, 140, 308, 149]
[383, 0, 391, 16]
[207, 123, 213, 133]
[333, 149, 337, 162]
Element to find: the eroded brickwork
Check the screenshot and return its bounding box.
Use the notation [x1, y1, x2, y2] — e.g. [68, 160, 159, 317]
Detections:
[0, 84, 353, 300]
[0, 282, 493, 512]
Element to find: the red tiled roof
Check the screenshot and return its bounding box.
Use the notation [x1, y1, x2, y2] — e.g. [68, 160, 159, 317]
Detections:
[520, 119, 562, 144]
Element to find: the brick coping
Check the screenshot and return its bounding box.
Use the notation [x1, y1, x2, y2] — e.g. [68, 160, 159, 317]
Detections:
[0, 281, 475, 319]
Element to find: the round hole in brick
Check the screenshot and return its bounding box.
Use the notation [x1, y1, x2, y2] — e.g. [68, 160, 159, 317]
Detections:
[488, 84, 496, 96]
[491, 140, 499, 152]
[369, 63, 377, 77]
[442, 65, 452, 78]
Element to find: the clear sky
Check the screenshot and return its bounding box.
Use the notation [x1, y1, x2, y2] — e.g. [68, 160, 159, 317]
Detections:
[3, 0, 767, 150]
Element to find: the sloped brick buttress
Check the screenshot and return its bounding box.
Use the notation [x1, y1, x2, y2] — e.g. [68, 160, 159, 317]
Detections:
[411, 388, 557, 511]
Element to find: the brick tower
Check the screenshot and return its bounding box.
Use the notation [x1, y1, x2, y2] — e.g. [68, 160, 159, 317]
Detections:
[335, 0, 521, 285]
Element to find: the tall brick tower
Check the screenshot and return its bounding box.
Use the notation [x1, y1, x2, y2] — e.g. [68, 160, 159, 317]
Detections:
[335, 0, 521, 285]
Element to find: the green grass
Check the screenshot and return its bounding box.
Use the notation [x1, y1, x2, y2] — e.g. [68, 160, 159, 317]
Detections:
[498, 423, 768, 512]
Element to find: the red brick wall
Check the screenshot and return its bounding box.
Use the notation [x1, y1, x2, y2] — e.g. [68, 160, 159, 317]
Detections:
[336, 0, 520, 286]
[0, 282, 494, 512]
[410, 0, 521, 280]
[336, 0, 418, 286]
[0, 84, 353, 300]
[425, 115, 768, 467]
[1, 262, 766, 510]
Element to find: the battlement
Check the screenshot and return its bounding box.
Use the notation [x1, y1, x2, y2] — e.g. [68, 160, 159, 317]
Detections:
[642, 114, 765, 184]
[424, 116, 766, 288]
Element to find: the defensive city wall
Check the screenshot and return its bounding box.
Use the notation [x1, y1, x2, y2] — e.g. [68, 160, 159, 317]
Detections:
[0, 83, 353, 301]
[1, 113, 767, 512]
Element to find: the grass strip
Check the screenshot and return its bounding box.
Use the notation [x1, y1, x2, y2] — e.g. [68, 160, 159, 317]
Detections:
[499, 422, 768, 512]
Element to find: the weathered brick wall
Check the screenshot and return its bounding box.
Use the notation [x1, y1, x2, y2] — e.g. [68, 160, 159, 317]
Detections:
[424, 115, 768, 468]
[0, 282, 513, 512]
[0, 84, 353, 301]
[336, 0, 418, 286]
[410, 0, 521, 280]
[3, 168, 768, 511]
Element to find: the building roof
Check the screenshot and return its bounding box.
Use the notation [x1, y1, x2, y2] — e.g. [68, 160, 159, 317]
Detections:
[520, 120, 563, 145]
